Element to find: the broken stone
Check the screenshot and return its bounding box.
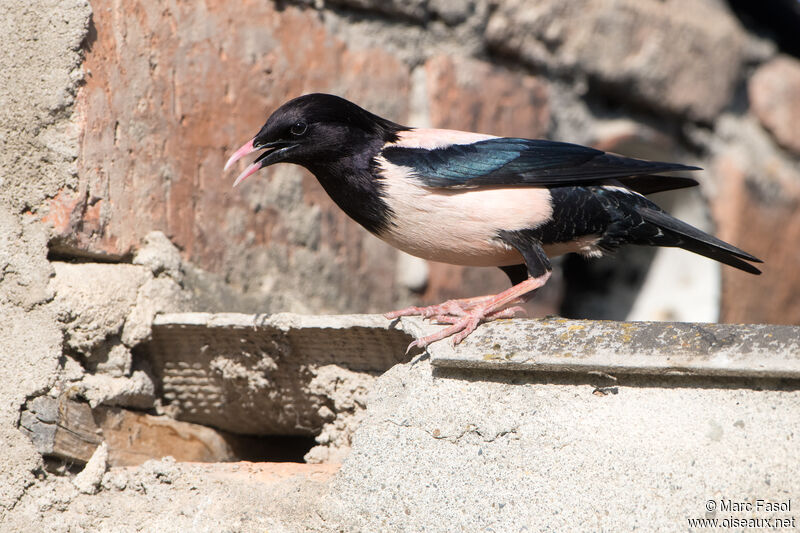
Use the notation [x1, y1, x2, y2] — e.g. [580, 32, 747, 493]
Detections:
[52, 262, 148, 357]
[73, 442, 108, 495]
[79, 371, 156, 410]
[132, 231, 184, 280]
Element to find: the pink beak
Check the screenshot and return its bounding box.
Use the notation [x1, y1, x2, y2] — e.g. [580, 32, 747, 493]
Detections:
[224, 138, 263, 187]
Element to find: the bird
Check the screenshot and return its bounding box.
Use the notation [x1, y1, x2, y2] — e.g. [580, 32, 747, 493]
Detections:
[224, 93, 762, 349]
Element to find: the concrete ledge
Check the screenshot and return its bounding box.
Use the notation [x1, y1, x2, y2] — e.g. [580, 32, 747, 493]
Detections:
[146, 316, 800, 427]
[142, 313, 800, 462]
[427, 318, 800, 379]
[153, 314, 800, 380]
[146, 313, 413, 436]
[324, 356, 800, 531]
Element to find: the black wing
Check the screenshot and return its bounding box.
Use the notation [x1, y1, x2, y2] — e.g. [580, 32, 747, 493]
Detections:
[381, 138, 700, 189]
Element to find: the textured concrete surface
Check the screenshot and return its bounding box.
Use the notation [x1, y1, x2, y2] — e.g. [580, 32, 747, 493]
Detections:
[143, 312, 800, 470]
[4, 459, 335, 532]
[323, 357, 799, 532]
[9, 315, 800, 531]
[51, 231, 191, 408]
[146, 313, 415, 462]
[0, 0, 92, 520]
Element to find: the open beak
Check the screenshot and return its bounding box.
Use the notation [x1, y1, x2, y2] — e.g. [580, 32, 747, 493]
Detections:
[224, 138, 297, 187]
[224, 139, 256, 171]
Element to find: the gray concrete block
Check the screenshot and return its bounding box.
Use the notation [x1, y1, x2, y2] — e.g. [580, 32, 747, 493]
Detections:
[145, 313, 413, 443]
[144, 314, 800, 530]
[324, 356, 800, 531]
[427, 317, 800, 379]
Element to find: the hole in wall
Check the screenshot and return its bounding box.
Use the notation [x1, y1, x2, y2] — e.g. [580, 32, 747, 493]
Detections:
[47, 244, 132, 264]
[20, 393, 323, 469]
[223, 434, 318, 463]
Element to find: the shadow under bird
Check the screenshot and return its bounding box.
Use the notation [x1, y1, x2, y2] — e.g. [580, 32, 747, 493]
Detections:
[225, 93, 762, 349]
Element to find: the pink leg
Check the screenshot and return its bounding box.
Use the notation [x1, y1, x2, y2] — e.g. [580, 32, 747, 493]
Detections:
[391, 271, 552, 351]
[385, 293, 499, 320]
[432, 306, 526, 325]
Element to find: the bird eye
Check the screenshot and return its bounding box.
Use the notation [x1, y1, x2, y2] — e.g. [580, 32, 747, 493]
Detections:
[290, 121, 308, 136]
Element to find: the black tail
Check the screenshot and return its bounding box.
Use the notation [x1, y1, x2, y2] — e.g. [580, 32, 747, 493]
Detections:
[617, 175, 699, 195]
[637, 206, 762, 275]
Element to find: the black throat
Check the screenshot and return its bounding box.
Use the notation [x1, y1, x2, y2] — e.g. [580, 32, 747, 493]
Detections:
[303, 134, 397, 235]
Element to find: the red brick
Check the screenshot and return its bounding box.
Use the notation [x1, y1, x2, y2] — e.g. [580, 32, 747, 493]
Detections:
[424, 55, 549, 137]
[49, 1, 411, 311]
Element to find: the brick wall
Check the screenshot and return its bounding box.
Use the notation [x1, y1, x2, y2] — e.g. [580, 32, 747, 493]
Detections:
[35, 0, 800, 322]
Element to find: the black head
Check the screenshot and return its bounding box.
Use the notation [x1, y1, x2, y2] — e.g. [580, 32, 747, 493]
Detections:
[225, 93, 406, 186]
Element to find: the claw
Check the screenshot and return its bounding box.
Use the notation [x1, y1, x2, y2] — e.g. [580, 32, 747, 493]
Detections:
[405, 340, 420, 355]
[451, 315, 481, 345]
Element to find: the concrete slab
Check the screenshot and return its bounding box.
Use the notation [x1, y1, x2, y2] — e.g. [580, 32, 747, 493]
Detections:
[323, 357, 800, 532]
[145, 312, 419, 461]
[427, 317, 800, 378]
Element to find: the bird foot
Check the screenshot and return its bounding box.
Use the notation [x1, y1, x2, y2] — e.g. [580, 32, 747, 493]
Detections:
[384, 295, 493, 320]
[431, 306, 526, 325]
[388, 273, 551, 352]
[404, 305, 526, 352]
